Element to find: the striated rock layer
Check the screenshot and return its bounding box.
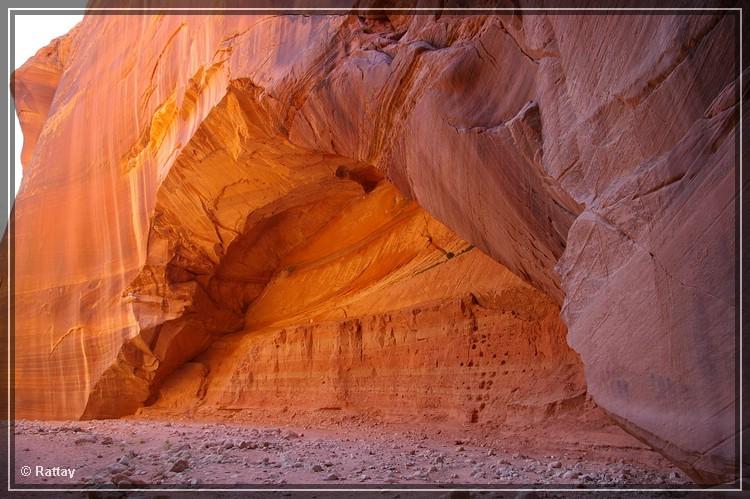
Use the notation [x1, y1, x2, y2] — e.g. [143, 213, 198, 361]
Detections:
[11, 10, 738, 483]
[144, 248, 585, 426]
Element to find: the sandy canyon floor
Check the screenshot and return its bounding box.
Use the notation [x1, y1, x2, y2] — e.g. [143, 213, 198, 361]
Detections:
[11, 410, 690, 490]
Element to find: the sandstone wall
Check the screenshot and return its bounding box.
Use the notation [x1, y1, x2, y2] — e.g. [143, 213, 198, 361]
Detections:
[11, 10, 738, 483]
[148, 272, 584, 427]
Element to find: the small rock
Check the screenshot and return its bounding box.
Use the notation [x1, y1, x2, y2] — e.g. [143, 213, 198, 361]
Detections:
[323, 473, 339, 481]
[170, 459, 189, 473]
[238, 440, 257, 449]
[548, 460, 562, 470]
[74, 434, 97, 445]
[110, 472, 130, 484]
[107, 463, 128, 475]
[311, 464, 324, 472]
[282, 430, 299, 439]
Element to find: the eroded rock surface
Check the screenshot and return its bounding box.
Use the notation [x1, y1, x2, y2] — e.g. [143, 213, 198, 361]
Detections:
[11, 10, 738, 483]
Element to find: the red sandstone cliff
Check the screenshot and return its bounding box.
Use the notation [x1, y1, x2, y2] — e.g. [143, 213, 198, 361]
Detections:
[11, 10, 739, 484]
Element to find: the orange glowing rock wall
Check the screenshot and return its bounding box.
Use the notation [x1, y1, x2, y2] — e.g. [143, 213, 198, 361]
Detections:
[11, 12, 737, 483]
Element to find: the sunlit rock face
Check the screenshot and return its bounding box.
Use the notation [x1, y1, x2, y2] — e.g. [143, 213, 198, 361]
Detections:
[11, 11, 737, 483]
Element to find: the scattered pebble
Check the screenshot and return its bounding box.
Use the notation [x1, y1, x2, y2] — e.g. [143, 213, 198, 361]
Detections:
[170, 459, 189, 473]
[10, 418, 690, 486]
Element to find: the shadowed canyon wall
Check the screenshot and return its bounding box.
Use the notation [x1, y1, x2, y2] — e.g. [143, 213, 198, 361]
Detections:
[11, 10, 738, 484]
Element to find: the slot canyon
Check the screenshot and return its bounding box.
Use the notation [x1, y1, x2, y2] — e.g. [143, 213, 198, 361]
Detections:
[7, 7, 739, 490]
